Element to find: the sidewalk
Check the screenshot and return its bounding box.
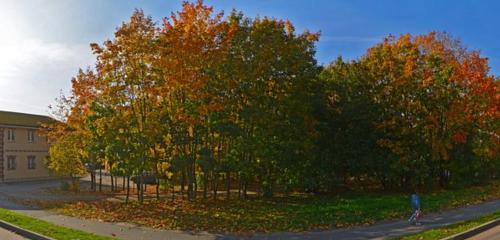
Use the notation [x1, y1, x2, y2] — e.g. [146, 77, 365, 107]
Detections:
[0, 204, 218, 240]
[0, 181, 498, 240]
[6, 199, 500, 240]
[0, 227, 26, 240]
[243, 200, 500, 240]
[0, 183, 218, 240]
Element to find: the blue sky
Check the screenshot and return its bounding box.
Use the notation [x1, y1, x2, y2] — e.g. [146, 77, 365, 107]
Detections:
[0, 0, 499, 115]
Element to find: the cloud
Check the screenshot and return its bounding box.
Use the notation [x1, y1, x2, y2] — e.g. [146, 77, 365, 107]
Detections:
[0, 39, 88, 78]
[0, 38, 94, 115]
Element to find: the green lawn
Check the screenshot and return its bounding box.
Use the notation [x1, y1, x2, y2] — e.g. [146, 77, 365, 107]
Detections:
[396, 211, 500, 240]
[53, 181, 500, 233]
[0, 208, 113, 240]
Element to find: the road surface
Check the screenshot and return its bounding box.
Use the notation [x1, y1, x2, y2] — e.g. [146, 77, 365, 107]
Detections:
[0, 227, 27, 240]
[467, 224, 500, 240]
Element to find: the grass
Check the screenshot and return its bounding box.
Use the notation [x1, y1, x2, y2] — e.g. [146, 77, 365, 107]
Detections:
[0, 208, 113, 240]
[396, 211, 500, 240]
[35, 181, 500, 234]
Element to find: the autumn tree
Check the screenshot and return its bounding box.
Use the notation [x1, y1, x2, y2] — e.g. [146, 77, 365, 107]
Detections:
[89, 9, 160, 203]
[48, 1, 499, 202]
[43, 69, 97, 190]
[320, 32, 499, 190]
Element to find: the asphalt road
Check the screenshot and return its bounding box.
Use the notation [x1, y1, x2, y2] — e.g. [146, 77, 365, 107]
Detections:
[0, 227, 27, 240]
[467, 224, 500, 240]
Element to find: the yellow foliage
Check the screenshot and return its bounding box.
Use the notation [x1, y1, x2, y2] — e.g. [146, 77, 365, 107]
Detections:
[188, 126, 194, 137]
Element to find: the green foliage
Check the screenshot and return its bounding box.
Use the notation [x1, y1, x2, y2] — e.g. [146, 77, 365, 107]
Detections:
[59, 180, 81, 192]
[0, 208, 112, 240]
[46, 1, 499, 202]
[57, 181, 500, 233]
[318, 33, 499, 191]
[47, 131, 87, 178]
[397, 211, 500, 240]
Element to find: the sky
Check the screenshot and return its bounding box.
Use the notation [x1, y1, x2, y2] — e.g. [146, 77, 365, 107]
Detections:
[0, 0, 499, 116]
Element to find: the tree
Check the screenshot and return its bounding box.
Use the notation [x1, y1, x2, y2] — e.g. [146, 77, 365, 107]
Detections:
[47, 131, 87, 190]
[90, 9, 160, 203]
[48, 1, 499, 201]
[319, 32, 499, 190]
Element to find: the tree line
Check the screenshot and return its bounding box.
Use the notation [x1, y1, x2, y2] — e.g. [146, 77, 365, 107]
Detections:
[44, 1, 499, 203]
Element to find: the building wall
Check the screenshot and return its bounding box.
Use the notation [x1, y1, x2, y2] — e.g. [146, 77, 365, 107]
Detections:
[0, 128, 4, 181]
[2, 126, 52, 182]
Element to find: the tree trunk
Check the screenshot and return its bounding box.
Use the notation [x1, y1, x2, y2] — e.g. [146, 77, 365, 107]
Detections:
[90, 173, 93, 191]
[115, 176, 118, 191]
[212, 172, 218, 200]
[126, 176, 130, 204]
[136, 176, 142, 203]
[99, 168, 102, 192]
[139, 175, 144, 204]
[243, 181, 248, 199]
[181, 171, 185, 200]
[156, 178, 160, 200]
[194, 171, 198, 199]
[187, 168, 194, 201]
[238, 173, 241, 199]
[111, 175, 114, 192]
[90, 172, 95, 191]
[226, 171, 231, 200]
[187, 167, 194, 201]
[203, 171, 208, 199]
[171, 179, 175, 201]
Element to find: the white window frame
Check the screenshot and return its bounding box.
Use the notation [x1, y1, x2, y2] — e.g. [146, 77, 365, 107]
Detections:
[27, 156, 36, 170]
[7, 156, 16, 170]
[28, 130, 35, 143]
[7, 128, 15, 142]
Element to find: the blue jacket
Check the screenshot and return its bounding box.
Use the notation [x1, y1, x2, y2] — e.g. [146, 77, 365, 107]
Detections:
[411, 194, 421, 210]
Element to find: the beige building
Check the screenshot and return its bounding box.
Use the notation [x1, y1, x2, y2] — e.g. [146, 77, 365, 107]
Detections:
[0, 110, 53, 182]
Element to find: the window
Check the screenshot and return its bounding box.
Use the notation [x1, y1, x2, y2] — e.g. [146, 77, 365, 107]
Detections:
[28, 156, 36, 170]
[28, 130, 35, 143]
[7, 156, 16, 170]
[7, 129, 15, 141]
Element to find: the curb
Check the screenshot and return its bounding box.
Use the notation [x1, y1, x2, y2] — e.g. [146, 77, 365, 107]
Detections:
[441, 218, 500, 240]
[0, 219, 54, 240]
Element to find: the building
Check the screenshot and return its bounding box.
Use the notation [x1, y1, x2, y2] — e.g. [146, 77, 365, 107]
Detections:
[0, 110, 54, 182]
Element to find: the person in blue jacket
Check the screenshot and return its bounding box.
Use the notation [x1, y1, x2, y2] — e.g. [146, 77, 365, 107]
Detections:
[408, 191, 422, 225]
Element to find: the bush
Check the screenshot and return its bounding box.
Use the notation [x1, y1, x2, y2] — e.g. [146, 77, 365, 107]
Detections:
[60, 181, 70, 191]
[60, 179, 80, 192]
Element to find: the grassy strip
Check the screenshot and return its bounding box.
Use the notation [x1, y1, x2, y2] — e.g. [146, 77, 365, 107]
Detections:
[396, 211, 500, 240]
[0, 208, 113, 240]
[47, 181, 500, 233]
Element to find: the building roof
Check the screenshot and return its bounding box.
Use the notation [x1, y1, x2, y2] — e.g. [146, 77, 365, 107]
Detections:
[0, 110, 54, 128]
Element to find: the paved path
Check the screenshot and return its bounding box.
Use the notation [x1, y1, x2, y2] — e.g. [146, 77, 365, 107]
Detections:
[0, 180, 498, 240]
[0, 180, 218, 240]
[239, 200, 500, 240]
[0, 227, 27, 240]
[467, 224, 500, 240]
[0, 197, 218, 240]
